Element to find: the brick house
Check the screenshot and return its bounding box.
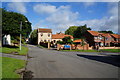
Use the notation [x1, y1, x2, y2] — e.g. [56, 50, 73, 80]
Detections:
[84, 30, 120, 48]
[52, 32, 74, 44]
[110, 34, 120, 46]
[84, 30, 100, 48]
[38, 28, 52, 45]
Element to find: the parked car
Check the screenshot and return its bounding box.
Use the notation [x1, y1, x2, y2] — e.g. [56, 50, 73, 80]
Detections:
[63, 45, 71, 50]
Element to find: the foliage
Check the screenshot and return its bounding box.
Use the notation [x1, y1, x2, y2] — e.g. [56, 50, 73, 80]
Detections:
[73, 24, 91, 38]
[98, 30, 114, 34]
[65, 24, 91, 39]
[62, 36, 73, 44]
[2, 8, 32, 40]
[57, 41, 64, 44]
[65, 26, 78, 36]
[30, 29, 38, 45]
[2, 57, 25, 78]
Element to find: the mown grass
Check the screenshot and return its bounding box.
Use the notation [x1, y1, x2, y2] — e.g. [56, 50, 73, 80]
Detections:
[61, 49, 99, 52]
[0, 46, 28, 56]
[1, 57, 25, 78]
[100, 49, 120, 53]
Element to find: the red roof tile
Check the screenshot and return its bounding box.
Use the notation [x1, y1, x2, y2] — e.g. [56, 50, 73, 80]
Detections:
[87, 30, 99, 36]
[52, 33, 73, 39]
[38, 28, 52, 33]
[73, 39, 82, 42]
[111, 34, 120, 39]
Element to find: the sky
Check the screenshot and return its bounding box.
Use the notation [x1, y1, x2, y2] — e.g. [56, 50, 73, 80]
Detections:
[1, 1, 119, 34]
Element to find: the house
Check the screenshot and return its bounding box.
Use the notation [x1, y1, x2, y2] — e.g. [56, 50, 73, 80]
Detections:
[84, 30, 100, 48]
[37, 28, 52, 45]
[100, 33, 112, 46]
[3, 34, 11, 45]
[52, 32, 74, 44]
[84, 30, 120, 48]
[110, 34, 120, 46]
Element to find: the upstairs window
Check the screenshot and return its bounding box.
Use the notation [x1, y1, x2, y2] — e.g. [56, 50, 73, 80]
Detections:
[48, 33, 50, 37]
[41, 33, 43, 36]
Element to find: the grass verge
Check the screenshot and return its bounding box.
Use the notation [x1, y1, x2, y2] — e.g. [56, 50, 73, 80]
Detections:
[100, 49, 120, 53]
[0, 46, 28, 56]
[1, 57, 25, 78]
[60, 49, 99, 52]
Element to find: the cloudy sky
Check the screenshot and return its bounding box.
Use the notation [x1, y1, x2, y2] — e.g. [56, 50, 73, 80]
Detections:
[2, 2, 119, 34]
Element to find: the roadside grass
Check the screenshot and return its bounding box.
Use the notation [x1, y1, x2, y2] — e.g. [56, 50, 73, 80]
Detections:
[60, 49, 99, 52]
[0, 57, 2, 79]
[2, 57, 25, 78]
[100, 49, 120, 53]
[0, 46, 28, 56]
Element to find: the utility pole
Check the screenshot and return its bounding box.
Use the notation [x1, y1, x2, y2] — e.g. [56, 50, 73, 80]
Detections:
[20, 21, 22, 51]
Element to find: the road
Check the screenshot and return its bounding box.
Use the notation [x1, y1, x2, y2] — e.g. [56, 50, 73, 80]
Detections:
[26, 45, 119, 78]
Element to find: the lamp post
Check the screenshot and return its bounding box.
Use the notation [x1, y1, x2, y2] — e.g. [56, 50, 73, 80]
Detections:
[20, 21, 28, 51]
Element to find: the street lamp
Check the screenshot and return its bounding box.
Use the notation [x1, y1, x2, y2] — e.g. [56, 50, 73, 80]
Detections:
[20, 21, 28, 51]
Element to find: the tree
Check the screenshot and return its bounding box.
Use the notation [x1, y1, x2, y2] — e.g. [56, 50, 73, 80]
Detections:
[98, 30, 114, 34]
[65, 26, 78, 36]
[74, 24, 91, 38]
[2, 8, 32, 40]
[30, 29, 38, 45]
[62, 36, 72, 44]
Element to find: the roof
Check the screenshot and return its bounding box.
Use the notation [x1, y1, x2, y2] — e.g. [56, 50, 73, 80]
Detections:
[101, 33, 111, 38]
[38, 28, 52, 33]
[52, 33, 73, 39]
[87, 30, 99, 36]
[111, 34, 120, 39]
[73, 39, 82, 42]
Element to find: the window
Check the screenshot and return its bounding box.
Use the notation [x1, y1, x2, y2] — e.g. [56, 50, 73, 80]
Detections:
[48, 33, 50, 37]
[41, 33, 43, 36]
[105, 37, 108, 40]
[94, 37, 98, 39]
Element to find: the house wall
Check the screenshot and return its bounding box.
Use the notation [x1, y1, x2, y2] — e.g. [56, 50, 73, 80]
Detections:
[38, 32, 52, 44]
[84, 31, 95, 47]
[3, 35, 11, 45]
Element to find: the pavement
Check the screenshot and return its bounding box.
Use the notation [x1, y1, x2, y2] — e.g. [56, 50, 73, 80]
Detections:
[26, 44, 119, 78]
[0, 53, 27, 60]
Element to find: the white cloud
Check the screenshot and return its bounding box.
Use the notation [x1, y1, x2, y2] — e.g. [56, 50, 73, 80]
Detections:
[33, 4, 79, 33]
[84, 2, 95, 7]
[33, 3, 118, 34]
[7, 2, 27, 14]
[33, 4, 56, 14]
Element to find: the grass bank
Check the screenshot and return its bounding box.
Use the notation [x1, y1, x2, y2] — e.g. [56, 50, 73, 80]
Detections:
[0, 46, 28, 56]
[2, 57, 25, 78]
[100, 49, 120, 53]
[61, 49, 99, 52]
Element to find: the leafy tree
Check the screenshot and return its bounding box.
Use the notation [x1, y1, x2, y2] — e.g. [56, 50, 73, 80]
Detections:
[2, 8, 32, 40]
[30, 29, 38, 45]
[73, 24, 91, 38]
[98, 30, 114, 34]
[62, 36, 72, 44]
[65, 26, 78, 36]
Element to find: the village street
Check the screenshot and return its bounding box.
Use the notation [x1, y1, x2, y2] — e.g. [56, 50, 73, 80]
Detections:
[26, 44, 119, 78]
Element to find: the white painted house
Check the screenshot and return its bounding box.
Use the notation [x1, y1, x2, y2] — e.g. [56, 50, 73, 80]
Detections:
[38, 28, 52, 44]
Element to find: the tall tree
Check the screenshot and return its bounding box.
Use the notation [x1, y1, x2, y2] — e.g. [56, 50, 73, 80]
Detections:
[29, 29, 38, 45]
[65, 26, 78, 36]
[2, 8, 32, 39]
[73, 24, 91, 38]
[98, 30, 114, 34]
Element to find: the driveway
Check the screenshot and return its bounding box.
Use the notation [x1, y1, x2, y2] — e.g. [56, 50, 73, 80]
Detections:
[26, 45, 119, 78]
